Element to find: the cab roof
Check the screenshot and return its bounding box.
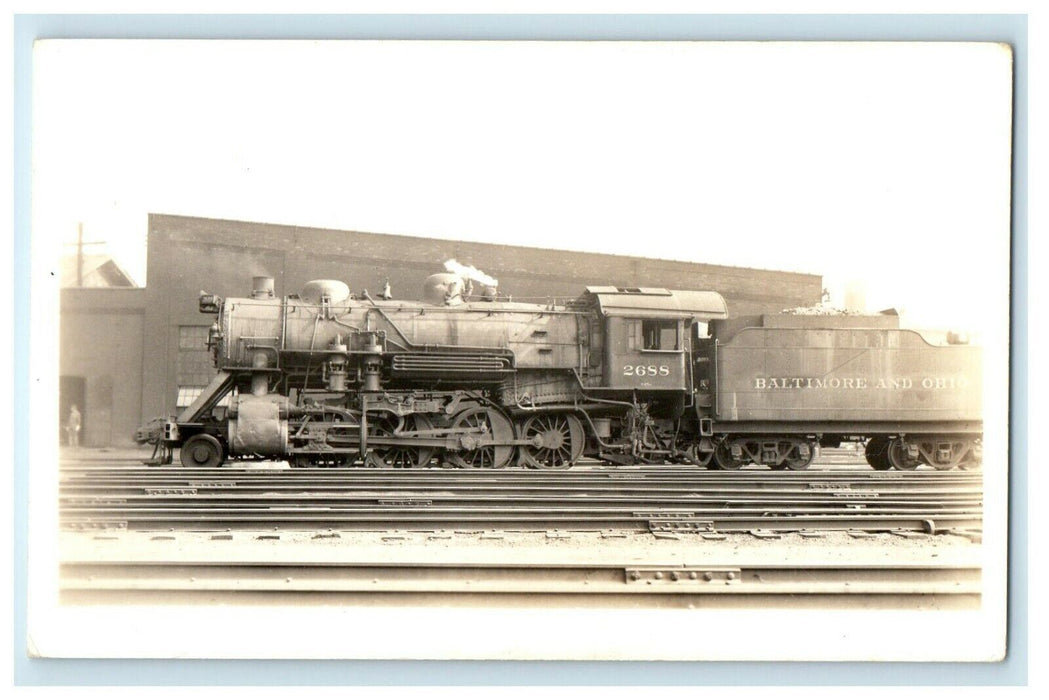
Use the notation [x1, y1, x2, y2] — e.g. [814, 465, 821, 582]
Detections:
[583, 286, 729, 320]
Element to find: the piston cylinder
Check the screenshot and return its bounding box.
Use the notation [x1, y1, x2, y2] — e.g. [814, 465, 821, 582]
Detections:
[228, 394, 288, 456]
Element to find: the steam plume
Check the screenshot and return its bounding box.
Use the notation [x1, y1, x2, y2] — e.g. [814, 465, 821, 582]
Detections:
[444, 259, 498, 287]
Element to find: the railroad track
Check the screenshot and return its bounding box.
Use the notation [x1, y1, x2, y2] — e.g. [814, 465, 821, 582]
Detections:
[60, 462, 984, 536]
[59, 453, 984, 605]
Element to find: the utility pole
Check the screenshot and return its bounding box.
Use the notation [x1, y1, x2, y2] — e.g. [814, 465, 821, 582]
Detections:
[67, 222, 106, 287]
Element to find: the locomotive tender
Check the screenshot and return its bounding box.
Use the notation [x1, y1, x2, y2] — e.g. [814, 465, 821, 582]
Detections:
[146, 272, 982, 471]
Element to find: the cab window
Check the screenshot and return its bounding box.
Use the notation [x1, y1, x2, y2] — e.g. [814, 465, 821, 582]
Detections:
[642, 319, 678, 350]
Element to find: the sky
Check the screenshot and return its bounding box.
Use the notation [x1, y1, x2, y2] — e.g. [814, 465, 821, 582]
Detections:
[32, 40, 1012, 333]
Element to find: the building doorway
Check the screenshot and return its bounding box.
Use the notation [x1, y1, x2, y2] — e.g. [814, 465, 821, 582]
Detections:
[59, 375, 86, 445]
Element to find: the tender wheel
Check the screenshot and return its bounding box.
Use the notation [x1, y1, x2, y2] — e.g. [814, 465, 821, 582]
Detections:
[370, 414, 436, 469]
[179, 434, 225, 469]
[865, 437, 892, 471]
[519, 413, 585, 469]
[783, 441, 816, 471]
[886, 438, 921, 470]
[921, 440, 974, 471]
[449, 407, 515, 469]
[958, 444, 982, 471]
[712, 440, 745, 470]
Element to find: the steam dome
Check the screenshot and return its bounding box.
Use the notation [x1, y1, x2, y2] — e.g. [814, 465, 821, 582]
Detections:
[301, 279, 351, 305]
[423, 273, 465, 305]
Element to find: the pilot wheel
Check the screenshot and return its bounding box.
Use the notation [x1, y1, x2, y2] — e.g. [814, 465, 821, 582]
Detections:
[179, 434, 225, 469]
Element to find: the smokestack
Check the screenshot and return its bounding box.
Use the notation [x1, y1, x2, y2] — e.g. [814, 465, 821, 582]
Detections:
[252, 276, 275, 299]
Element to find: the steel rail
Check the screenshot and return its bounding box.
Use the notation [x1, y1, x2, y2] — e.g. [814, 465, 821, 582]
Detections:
[59, 559, 981, 596]
[60, 502, 982, 516]
[60, 464, 979, 476]
[59, 485, 984, 500]
[61, 509, 983, 533]
[59, 468, 983, 480]
[58, 473, 983, 489]
[61, 494, 981, 508]
[60, 486, 983, 499]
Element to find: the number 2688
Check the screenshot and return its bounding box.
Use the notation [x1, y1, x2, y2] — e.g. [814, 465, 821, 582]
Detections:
[623, 365, 670, 377]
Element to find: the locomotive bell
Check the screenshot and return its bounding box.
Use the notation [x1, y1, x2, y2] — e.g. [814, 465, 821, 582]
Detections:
[423, 273, 465, 305]
[301, 279, 351, 305]
[206, 321, 223, 355]
[251, 276, 275, 299]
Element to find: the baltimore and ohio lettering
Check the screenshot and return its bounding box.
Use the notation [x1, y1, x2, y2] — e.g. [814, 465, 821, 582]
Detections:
[752, 376, 971, 390]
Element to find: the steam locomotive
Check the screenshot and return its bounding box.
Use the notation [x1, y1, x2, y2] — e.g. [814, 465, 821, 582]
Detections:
[139, 272, 983, 471]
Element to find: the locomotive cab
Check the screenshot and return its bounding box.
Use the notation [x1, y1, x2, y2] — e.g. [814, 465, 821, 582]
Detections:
[583, 287, 729, 394]
[603, 316, 688, 390]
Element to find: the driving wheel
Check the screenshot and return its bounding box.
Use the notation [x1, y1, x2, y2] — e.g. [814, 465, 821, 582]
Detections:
[369, 413, 436, 468]
[519, 413, 585, 469]
[449, 407, 515, 469]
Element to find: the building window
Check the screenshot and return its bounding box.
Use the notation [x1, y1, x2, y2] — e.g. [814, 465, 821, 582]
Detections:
[642, 319, 678, 350]
[177, 326, 215, 388]
[177, 385, 229, 410]
[179, 325, 209, 350]
[177, 386, 204, 409]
